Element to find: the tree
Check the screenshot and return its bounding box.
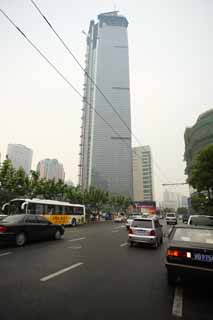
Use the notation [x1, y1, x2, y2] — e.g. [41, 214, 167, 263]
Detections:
[190, 193, 208, 214]
[176, 207, 188, 215]
[189, 144, 213, 201]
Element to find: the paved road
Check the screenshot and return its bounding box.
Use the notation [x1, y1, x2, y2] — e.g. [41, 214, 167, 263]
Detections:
[0, 220, 213, 320]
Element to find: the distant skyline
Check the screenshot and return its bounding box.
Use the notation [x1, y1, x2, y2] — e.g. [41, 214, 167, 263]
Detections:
[1, 0, 213, 200]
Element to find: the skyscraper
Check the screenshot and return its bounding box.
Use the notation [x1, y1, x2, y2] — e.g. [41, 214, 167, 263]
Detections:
[37, 159, 65, 181]
[79, 11, 133, 197]
[7, 144, 33, 174]
[132, 146, 154, 201]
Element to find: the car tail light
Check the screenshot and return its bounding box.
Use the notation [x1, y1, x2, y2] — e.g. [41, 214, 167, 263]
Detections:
[128, 228, 133, 234]
[167, 249, 190, 258]
[0, 226, 7, 233]
[149, 229, 156, 236]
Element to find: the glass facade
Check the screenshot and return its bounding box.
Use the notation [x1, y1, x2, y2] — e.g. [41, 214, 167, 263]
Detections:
[79, 12, 133, 197]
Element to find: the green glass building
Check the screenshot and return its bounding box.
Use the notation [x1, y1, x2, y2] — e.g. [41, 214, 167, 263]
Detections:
[184, 109, 213, 179]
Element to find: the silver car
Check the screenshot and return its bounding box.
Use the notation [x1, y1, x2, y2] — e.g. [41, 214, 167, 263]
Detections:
[128, 217, 163, 248]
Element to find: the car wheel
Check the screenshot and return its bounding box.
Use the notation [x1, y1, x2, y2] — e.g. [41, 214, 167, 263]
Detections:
[71, 218, 77, 227]
[16, 233, 27, 247]
[54, 230, 62, 240]
[167, 270, 177, 285]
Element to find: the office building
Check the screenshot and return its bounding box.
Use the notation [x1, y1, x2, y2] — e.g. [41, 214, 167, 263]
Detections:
[184, 109, 213, 179]
[162, 190, 188, 210]
[37, 159, 65, 181]
[133, 146, 154, 201]
[79, 11, 133, 197]
[7, 144, 33, 174]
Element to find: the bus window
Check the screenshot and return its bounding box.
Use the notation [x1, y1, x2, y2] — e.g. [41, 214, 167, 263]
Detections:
[66, 206, 74, 215]
[47, 205, 55, 215]
[55, 205, 63, 215]
[35, 204, 44, 215]
[28, 203, 36, 215]
[73, 207, 83, 215]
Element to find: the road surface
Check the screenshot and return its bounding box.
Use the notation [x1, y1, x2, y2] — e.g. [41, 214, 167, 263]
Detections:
[0, 221, 212, 319]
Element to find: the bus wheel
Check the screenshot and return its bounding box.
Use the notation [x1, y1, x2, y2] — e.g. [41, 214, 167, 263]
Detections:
[71, 218, 77, 227]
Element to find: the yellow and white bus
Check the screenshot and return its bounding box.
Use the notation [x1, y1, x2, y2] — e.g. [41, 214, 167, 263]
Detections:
[2, 198, 86, 226]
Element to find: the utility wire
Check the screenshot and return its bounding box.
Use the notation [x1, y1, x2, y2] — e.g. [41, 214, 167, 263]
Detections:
[0, 7, 169, 190]
[28, 0, 170, 183]
[0, 7, 133, 155]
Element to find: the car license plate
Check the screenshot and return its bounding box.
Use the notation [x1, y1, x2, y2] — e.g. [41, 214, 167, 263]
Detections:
[138, 230, 145, 235]
[194, 253, 213, 262]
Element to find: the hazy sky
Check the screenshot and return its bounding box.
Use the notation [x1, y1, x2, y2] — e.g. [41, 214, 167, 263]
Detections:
[1, 0, 213, 201]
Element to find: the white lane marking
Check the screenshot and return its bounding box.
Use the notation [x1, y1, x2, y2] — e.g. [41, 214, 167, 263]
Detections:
[172, 286, 183, 318]
[113, 225, 125, 230]
[120, 242, 127, 247]
[40, 262, 83, 282]
[68, 237, 86, 242]
[112, 230, 120, 233]
[0, 252, 12, 257]
[67, 245, 82, 249]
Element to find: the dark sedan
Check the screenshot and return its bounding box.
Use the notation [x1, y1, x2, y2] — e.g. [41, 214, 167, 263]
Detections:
[0, 214, 64, 246]
[165, 225, 213, 284]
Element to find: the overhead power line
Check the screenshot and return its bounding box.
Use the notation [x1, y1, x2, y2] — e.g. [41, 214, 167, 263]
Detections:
[28, 0, 171, 183]
[0, 6, 169, 188]
[0, 7, 134, 155]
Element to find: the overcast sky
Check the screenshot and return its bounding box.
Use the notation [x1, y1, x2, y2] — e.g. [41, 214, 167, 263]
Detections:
[1, 0, 212, 201]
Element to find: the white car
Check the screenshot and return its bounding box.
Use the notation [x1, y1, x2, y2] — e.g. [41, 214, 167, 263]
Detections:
[114, 215, 126, 223]
[166, 213, 177, 225]
[188, 215, 213, 227]
[126, 213, 142, 229]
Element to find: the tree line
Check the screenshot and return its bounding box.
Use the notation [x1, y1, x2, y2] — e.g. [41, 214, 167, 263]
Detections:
[0, 160, 131, 213]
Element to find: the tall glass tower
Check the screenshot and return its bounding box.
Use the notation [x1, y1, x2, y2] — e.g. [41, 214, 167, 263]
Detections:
[79, 11, 133, 197]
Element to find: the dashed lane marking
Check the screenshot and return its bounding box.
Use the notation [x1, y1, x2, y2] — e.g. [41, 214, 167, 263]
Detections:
[112, 230, 120, 233]
[0, 252, 12, 257]
[172, 286, 183, 318]
[40, 262, 84, 282]
[120, 242, 128, 247]
[113, 225, 125, 230]
[67, 245, 82, 249]
[68, 237, 86, 242]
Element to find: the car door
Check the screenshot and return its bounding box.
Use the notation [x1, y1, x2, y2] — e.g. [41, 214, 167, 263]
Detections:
[24, 215, 41, 241]
[37, 215, 54, 239]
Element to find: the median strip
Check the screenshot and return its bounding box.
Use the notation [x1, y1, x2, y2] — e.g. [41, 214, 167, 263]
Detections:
[68, 237, 86, 242]
[0, 252, 12, 257]
[40, 262, 84, 282]
[172, 286, 183, 318]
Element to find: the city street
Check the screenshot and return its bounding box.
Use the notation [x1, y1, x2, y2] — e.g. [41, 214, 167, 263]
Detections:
[0, 221, 213, 320]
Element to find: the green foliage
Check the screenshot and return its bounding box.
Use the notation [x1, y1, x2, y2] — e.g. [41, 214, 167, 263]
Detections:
[189, 144, 213, 214]
[189, 144, 213, 199]
[0, 160, 131, 211]
[176, 207, 188, 215]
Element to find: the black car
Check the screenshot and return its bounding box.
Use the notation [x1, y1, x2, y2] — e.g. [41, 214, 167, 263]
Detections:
[165, 225, 213, 284]
[0, 214, 64, 246]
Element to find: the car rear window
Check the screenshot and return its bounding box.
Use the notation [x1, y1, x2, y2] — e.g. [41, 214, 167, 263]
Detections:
[172, 228, 213, 244]
[132, 220, 152, 228]
[167, 214, 175, 217]
[189, 216, 213, 227]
